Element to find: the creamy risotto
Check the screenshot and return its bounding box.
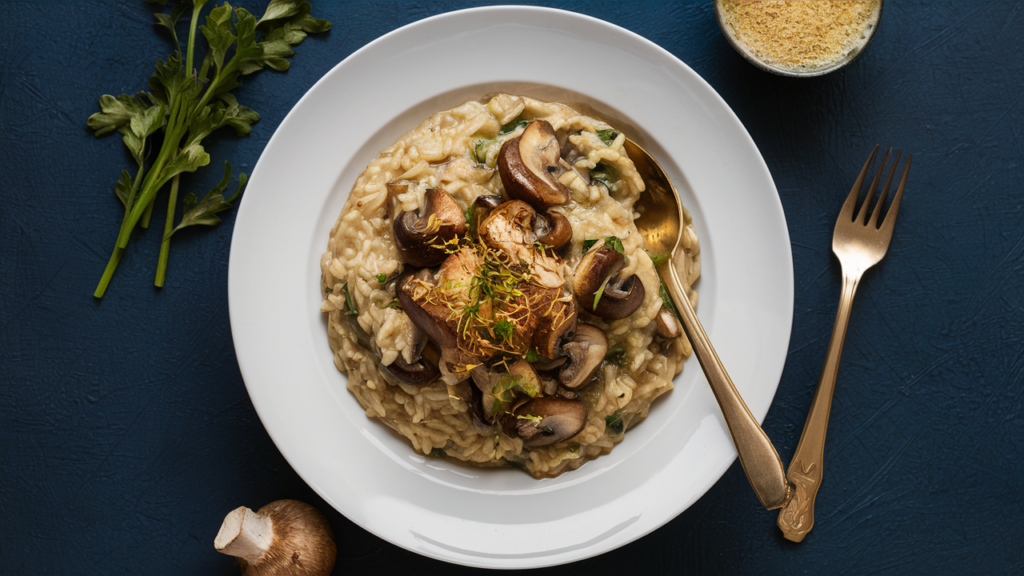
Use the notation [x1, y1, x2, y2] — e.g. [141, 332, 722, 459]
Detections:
[320, 94, 700, 478]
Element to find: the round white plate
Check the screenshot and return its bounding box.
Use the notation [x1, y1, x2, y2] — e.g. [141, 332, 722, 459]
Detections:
[228, 6, 793, 569]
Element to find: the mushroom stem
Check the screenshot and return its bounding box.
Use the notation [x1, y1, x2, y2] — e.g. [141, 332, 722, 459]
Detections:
[215, 507, 273, 564]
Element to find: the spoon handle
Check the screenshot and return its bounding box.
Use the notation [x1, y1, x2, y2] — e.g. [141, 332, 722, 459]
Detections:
[658, 260, 792, 510]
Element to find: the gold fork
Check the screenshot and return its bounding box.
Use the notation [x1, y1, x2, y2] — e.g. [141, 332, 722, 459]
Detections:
[777, 146, 912, 542]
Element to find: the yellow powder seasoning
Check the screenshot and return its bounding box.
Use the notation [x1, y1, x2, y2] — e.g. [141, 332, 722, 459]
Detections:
[717, 0, 882, 73]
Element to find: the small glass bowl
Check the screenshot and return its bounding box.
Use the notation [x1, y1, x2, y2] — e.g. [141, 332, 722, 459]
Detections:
[713, 0, 884, 78]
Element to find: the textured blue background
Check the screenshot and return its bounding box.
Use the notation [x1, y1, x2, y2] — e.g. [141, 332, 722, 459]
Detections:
[2, 1, 1022, 574]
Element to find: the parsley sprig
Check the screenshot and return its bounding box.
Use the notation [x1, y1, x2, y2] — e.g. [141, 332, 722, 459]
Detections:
[89, 0, 331, 297]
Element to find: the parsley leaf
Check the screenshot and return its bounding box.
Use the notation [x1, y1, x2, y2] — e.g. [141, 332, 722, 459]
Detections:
[596, 129, 619, 146]
[647, 251, 670, 265]
[660, 281, 681, 321]
[605, 346, 627, 368]
[499, 116, 528, 135]
[605, 412, 624, 435]
[606, 236, 624, 255]
[493, 319, 515, 342]
[524, 349, 540, 363]
[166, 161, 246, 237]
[583, 239, 598, 252]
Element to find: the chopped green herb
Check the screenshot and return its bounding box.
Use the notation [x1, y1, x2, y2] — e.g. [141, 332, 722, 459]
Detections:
[660, 282, 680, 321]
[596, 129, 619, 146]
[342, 282, 359, 315]
[375, 299, 402, 311]
[605, 412, 624, 435]
[647, 250, 670, 265]
[583, 239, 599, 252]
[376, 273, 387, 283]
[524, 349, 540, 363]
[590, 162, 620, 190]
[605, 346, 627, 368]
[606, 236, 624, 255]
[493, 319, 515, 342]
[499, 116, 529, 135]
[593, 275, 612, 311]
[516, 414, 543, 423]
[428, 448, 447, 458]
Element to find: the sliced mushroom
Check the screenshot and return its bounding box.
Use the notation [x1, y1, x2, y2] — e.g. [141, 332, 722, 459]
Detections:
[470, 194, 503, 235]
[508, 360, 542, 397]
[497, 120, 571, 209]
[378, 338, 441, 387]
[531, 299, 577, 359]
[573, 245, 646, 320]
[559, 324, 608, 389]
[397, 269, 458, 350]
[393, 188, 466, 267]
[533, 209, 572, 250]
[656, 308, 681, 339]
[507, 396, 588, 447]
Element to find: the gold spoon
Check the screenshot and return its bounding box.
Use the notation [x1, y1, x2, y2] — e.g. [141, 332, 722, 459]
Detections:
[627, 139, 793, 510]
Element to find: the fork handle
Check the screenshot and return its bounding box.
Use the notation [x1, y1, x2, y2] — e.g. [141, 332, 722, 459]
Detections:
[658, 260, 792, 510]
[777, 269, 862, 542]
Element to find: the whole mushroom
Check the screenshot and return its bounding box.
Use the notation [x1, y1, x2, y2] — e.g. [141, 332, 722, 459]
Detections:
[393, 188, 466, 267]
[498, 120, 571, 209]
[214, 499, 336, 576]
[573, 244, 646, 320]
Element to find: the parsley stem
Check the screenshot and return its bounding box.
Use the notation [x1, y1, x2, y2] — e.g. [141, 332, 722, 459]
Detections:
[155, 175, 180, 287]
[185, 3, 201, 76]
[140, 194, 155, 229]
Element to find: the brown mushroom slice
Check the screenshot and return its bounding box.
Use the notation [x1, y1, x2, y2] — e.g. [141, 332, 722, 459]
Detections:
[393, 188, 466, 267]
[573, 245, 646, 320]
[533, 209, 572, 250]
[397, 270, 458, 350]
[656, 308, 681, 339]
[508, 396, 588, 447]
[508, 360, 542, 397]
[470, 194, 504, 235]
[379, 351, 440, 387]
[559, 324, 608, 389]
[497, 120, 571, 209]
[531, 299, 577, 359]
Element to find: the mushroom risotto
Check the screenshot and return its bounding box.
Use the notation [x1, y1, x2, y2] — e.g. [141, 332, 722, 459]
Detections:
[320, 94, 701, 478]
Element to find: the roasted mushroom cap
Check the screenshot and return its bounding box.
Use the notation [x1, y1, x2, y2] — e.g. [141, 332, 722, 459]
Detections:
[656, 308, 681, 339]
[393, 188, 466, 267]
[498, 120, 571, 209]
[559, 324, 608, 389]
[507, 396, 588, 447]
[533, 209, 572, 250]
[574, 245, 646, 320]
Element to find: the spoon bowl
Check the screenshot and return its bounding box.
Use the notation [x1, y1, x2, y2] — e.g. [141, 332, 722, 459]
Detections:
[627, 139, 793, 510]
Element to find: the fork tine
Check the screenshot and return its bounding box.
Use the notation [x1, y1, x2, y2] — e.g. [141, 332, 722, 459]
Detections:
[840, 145, 879, 221]
[880, 153, 912, 233]
[856, 147, 890, 224]
[868, 150, 902, 228]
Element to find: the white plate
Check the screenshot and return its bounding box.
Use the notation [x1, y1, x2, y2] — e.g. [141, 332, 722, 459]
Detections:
[228, 6, 793, 569]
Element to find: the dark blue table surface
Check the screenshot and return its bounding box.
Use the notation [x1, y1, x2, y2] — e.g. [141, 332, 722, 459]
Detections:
[2, 1, 1022, 574]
